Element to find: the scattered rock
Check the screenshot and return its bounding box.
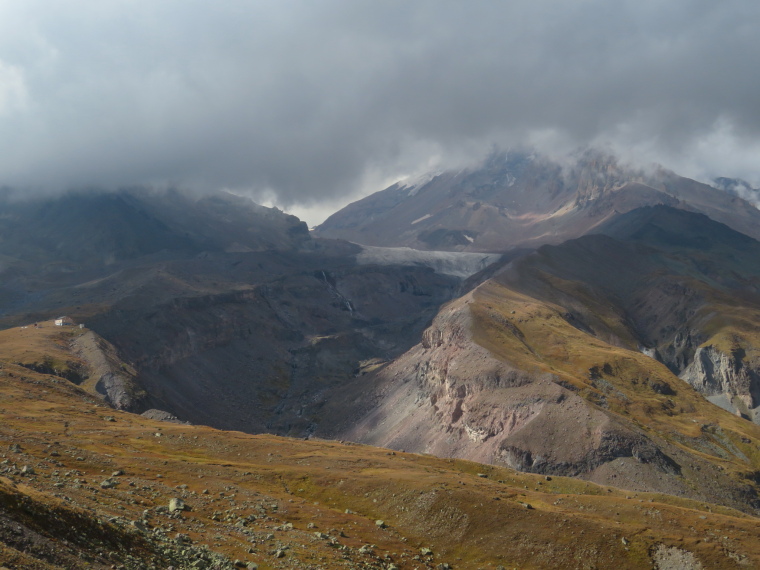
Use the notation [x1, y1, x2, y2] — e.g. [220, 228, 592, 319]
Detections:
[169, 498, 187, 512]
[375, 520, 386, 528]
[20, 465, 34, 475]
[650, 544, 703, 569]
[421, 547, 433, 556]
[132, 520, 148, 532]
[100, 479, 117, 489]
[274, 549, 285, 558]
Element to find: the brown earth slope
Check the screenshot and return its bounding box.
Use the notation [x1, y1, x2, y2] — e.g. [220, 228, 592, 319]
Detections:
[2, 323, 760, 569]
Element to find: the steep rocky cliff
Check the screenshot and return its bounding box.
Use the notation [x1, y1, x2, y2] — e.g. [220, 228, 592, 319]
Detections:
[69, 329, 145, 410]
[680, 345, 760, 421]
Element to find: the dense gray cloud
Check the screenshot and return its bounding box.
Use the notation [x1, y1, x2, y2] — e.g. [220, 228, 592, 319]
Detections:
[1, 0, 759, 222]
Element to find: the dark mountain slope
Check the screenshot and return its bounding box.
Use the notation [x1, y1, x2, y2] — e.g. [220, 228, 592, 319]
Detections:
[0, 188, 309, 268]
[81, 250, 459, 433]
[0, 188, 465, 435]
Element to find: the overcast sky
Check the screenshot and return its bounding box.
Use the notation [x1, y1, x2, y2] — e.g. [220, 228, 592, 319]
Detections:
[1, 1, 759, 223]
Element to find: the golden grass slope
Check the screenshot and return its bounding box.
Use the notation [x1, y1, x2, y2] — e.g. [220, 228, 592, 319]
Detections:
[1, 326, 760, 568]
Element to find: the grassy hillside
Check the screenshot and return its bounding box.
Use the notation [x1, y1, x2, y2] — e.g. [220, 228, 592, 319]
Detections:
[2, 325, 760, 568]
[472, 279, 760, 471]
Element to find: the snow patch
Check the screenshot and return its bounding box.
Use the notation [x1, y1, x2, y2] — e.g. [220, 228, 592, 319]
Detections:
[356, 245, 501, 279]
[411, 213, 432, 225]
[398, 171, 442, 197]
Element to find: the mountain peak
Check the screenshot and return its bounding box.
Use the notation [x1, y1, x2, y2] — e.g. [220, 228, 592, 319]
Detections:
[316, 149, 760, 252]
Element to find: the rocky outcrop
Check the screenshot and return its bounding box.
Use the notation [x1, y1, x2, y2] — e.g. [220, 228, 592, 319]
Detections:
[329, 289, 687, 489]
[680, 345, 760, 421]
[69, 331, 145, 411]
[140, 409, 190, 423]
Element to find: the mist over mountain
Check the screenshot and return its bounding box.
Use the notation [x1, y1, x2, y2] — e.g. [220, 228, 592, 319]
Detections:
[2, 2, 760, 217]
[316, 149, 760, 251]
[713, 176, 760, 207]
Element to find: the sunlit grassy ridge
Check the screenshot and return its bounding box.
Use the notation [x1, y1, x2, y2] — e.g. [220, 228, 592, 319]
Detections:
[471, 277, 760, 474]
[454, 208, 760, 524]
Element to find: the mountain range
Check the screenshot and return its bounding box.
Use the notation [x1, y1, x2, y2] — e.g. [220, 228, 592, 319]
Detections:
[4, 150, 760, 567]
